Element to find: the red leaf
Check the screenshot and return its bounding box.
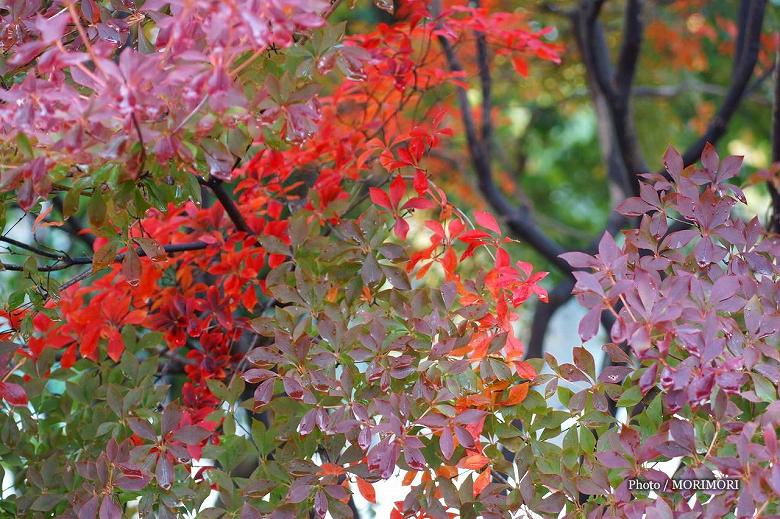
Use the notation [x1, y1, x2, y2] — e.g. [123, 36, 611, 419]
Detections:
[393, 217, 409, 240]
[389, 175, 406, 208]
[107, 329, 124, 363]
[369, 187, 392, 210]
[413, 170, 428, 195]
[474, 210, 501, 234]
[514, 361, 537, 380]
[356, 477, 376, 503]
[122, 244, 142, 286]
[512, 57, 528, 77]
[402, 196, 435, 210]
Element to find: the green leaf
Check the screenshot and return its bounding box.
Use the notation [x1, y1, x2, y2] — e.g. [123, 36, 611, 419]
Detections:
[63, 187, 81, 219]
[30, 494, 63, 512]
[616, 385, 642, 408]
[579, 425, 596, 454]
[751, 373, 777, 403]
[87, 190, 107, 228]
[206, 379, 231, 402]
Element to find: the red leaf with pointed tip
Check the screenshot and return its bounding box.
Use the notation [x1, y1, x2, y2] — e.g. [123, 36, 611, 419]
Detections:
[474, 210, 501, 234]
[369, 187, 392, 210]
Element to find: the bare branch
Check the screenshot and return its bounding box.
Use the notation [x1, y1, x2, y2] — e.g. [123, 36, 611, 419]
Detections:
[0, 236, 63, 260]
[0, 241, 209, 272]
[576, 0, 649, 190]
[680, 0, 767, 166]
[52, 196, 96, 249]
[614, 0, 643, 97]
[199, 177, 254, 235]
[769, 43, 780, 233]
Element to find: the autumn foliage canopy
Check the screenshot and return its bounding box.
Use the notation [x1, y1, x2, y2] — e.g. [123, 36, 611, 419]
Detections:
[0, 1, 779, 518]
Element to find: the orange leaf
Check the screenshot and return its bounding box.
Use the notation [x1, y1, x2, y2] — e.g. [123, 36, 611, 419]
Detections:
[474, 468, 491, 497]
[460, 453, 489, 470]
[502, 382, 529, 406]
[402, 470, 418, 486]
[320, 463, 344, 476]
[436, 465, 458, 479]
[356, 477, 376, 503]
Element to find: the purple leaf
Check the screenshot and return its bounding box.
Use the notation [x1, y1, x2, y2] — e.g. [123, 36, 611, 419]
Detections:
[254, 378, 275, 408]
[701, 142, 719, 174]
[172, 425, 211, 445]
[314, 490, 328, 518]
[598, 365, 632, 384]
[78, 496, 100, 519]
[242, 368, 277, 383]
[127, 418, 157, 441]
[404, 446, 426, 471]
[559, 251, 596, 269]
[98, 497, 121, 519]
[579, 306, 602, 342]
[572, 271, 605, 297]
[559, 363, 590, 383]
[639, 364, 658, 394]
[440, 426, 454, 460]
[287, 481, 312, 504]
[454, 409, 486, 425]
[155, 454, 174, 490]
[282, 376, 305, 400]
[596, 451, 631, 469]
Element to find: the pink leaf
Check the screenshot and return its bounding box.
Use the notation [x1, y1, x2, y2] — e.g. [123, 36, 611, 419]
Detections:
[474, 210, 501, 234]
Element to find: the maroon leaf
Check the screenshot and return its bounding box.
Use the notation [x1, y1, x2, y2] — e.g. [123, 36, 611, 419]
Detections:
[172, 425, 211, 445]
[0, 381, 28, 407]
[127, 418, 157, 441]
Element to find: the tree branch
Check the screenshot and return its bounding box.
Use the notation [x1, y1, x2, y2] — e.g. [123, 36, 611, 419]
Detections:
[614, 0, 643, 98]
[0, 241, 209, 272]
[199, 177, 254, 235]
[770, 43, 780, 233]
[51, 196, 96, 249]
[0, 236, 63, 260]
[576, 0, 649, 191]
[680, 0, 767, 166]
[433, 1, 571, 272]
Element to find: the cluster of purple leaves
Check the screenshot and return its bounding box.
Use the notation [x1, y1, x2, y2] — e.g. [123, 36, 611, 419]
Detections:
[562, 144, 780, 517]
[0, 0, 330, 209]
